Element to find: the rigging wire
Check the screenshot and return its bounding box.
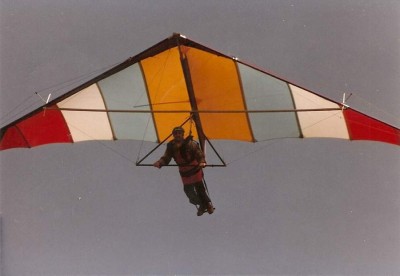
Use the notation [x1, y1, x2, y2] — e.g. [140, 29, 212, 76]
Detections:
[229, 104, 398, 167]
[136, 112, 156, 164]
[135, 49, 173, 164]
[136, 115, 194, 166]
[34, 63, 117, 98]
[349, 93, 400, 126]
[67, 122, 139, 165]
[0, 60, 123, 127]
[225, 138, 287, 166]
[226, 110, 347, 166]
[0, 95, 41, 127]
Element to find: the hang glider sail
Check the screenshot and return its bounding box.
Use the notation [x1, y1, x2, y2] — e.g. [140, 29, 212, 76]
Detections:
[1, 33, 399, 153]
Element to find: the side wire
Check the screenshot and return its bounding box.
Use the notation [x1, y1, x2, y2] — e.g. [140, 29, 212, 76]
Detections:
[0, 60, 122, 127]
[227, 110, 346, 166]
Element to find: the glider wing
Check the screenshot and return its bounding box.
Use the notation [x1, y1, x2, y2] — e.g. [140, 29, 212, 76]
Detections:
[1, 34, 399, 150]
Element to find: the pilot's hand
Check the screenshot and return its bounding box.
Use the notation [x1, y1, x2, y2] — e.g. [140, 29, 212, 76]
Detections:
[153, 161, 162, 168]
[199, 162, 207, 168]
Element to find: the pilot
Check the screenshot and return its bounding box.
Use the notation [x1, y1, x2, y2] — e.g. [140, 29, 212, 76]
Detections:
[153, 126, 214, 216]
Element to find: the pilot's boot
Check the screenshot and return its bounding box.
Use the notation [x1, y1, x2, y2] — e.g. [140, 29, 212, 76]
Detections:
[197, 204, 207, 216]
[206, 202, 214, 214]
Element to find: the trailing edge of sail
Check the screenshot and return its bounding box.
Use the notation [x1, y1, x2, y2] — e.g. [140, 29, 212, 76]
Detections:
[1, 33, 399, 150]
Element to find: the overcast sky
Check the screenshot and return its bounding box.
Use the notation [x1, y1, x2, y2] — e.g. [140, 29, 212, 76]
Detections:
[1, 0, 400, 275]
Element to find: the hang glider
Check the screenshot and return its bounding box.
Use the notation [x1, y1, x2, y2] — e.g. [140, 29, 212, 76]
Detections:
[1, 33, 399, 156]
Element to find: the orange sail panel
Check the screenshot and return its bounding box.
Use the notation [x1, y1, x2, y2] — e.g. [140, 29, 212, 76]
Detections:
[185, 47, 253, 141]
[141, 47, 195, 141]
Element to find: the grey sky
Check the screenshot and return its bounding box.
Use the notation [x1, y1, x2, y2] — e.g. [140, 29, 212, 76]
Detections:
[1, 0, 399, 275]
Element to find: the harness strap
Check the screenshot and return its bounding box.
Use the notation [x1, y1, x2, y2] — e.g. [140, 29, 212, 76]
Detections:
[179, 166, 202, 177]
[202, 176, 210, 198]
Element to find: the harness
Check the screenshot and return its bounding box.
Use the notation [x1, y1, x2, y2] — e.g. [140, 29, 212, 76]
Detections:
[168, 136, 202, 178]
[179, 166, 202, 177]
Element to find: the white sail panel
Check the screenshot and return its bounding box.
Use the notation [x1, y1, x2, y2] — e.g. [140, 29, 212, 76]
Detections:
[290, 85, 349, 139]
[58, 84, 113, 142]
